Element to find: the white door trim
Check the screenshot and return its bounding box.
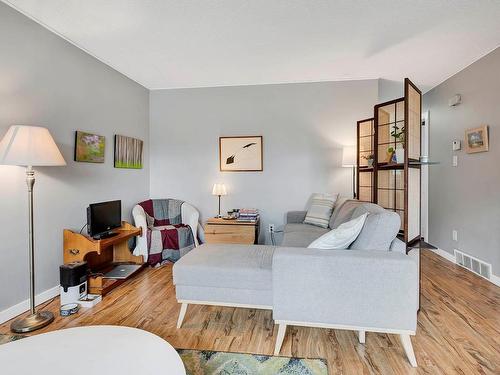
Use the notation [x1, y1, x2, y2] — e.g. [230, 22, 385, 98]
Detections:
[421, 110, 430, 241]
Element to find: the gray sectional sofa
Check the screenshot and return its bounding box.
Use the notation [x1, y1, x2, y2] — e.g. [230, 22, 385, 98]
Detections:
[173, 199, 419, 367]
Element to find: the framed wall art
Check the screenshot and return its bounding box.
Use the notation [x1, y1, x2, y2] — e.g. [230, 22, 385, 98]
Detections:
[465, 125, 489, 154]
[74, 131, 105, 163]
[219, 136, 263, 172]
[114, 134, 144, 169]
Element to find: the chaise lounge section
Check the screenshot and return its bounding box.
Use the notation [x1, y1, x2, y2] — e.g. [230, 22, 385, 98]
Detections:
[173, 200, 419, 366]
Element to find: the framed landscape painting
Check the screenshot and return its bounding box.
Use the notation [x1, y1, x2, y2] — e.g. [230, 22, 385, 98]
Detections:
[74, 131, 105, 163]
[219, 136, 263, 172]
[465, 125, 489, 154]
[114, 135, 143, 169]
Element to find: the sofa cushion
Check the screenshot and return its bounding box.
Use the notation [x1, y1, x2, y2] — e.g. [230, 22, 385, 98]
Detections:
[308, 213, 368, 250]
[281, 229, 328, 247]
[304, 193, 338, 228]
[284, 223, 330, 234]
[330, 199, 364, 229]
[173, 244, 274, 291]
[349, 206, 401, 251]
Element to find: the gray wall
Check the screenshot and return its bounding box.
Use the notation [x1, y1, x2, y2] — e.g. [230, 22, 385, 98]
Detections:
[0, 3, 149, 310]
[150, 80, 378, 243]
[423, 47, 500, 277]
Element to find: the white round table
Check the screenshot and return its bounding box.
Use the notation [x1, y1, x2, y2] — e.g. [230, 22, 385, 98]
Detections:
[0, 325, 186, 375]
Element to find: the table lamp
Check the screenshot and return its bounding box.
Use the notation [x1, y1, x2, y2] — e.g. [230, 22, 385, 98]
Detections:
[342, 145, 357, 199]
[0, 125, 66, 333]
[212, 183, 227, 218]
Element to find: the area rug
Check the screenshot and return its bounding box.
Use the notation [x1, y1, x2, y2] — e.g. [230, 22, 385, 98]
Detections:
[0, 334, 328, 374]
[0, 333, 25, 345]
[178, 349, 328, 375]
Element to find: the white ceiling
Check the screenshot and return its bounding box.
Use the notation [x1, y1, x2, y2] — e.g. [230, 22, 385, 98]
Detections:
[3, 0, 500, 91]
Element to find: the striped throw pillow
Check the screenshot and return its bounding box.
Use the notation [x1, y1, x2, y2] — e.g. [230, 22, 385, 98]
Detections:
[304, 193, 338, 228]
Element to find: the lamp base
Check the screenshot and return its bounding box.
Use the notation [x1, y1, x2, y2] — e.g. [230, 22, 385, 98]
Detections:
[10, 311, 54, 333]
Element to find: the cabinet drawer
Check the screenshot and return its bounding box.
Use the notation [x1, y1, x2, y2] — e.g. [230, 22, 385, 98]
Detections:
[204, 224, 255, 244]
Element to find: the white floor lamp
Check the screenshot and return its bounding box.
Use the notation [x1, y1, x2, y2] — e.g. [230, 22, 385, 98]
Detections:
[342, 145, 357, 199]
[0, 125, 66, 333]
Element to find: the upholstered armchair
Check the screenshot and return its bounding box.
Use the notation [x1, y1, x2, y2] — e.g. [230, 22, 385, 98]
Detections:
[132, 199, 200, 263]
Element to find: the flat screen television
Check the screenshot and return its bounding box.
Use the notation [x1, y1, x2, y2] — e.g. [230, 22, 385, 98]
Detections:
[87, 200, 121, 239]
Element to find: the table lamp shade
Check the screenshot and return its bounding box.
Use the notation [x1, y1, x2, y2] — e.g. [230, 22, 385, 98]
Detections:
[212, 183, 227, 196]
[0, 125, 66, 166]
[341, 145, 357, 167]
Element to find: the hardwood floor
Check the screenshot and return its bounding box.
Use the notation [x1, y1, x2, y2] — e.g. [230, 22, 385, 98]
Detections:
[1, 250, 499, 374]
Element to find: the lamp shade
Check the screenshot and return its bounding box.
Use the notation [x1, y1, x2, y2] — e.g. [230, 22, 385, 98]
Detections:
[341, 145, 357, 167]
[212, 183, 227, 196]
[0, 125, 66, 167]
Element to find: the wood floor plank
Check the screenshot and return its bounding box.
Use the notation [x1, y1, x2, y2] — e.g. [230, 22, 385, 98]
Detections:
[1, 249, 499, 374]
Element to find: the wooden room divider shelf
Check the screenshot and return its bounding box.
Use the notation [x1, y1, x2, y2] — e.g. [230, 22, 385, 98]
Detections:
[63, 221, 144, 295]
[356, 78, 422, 247]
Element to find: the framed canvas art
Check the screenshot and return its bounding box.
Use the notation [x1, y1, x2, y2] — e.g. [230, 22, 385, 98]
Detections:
[74, 131, 105, 163]
[219, 136, 263, 172]
[465, 125, 489, 154]
[114, 134, 144, 169]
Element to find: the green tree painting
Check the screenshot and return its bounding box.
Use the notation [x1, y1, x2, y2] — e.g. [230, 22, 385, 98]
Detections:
[114, 135, 143, 169]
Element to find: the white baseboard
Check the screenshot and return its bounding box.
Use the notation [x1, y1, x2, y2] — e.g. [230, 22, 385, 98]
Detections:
[430, 248, 500, 287]
[0, 286, 60, 324]
[429, 248, 456, 263]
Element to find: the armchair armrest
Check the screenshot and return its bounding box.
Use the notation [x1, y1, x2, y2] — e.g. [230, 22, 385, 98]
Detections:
[132, 205, 148, 260]
[272, 247, 418, 332]
[286, 211, 307, 224]
[181, 202, 200, 246]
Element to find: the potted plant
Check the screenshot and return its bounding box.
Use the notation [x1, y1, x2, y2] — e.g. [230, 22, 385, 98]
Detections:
[390, 124, 405, 163]
[361, 153, 375, 167]
[386, 146, 396, 163]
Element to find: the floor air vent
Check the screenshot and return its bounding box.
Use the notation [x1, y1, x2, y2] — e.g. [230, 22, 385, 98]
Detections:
[454, 249, 491, 280]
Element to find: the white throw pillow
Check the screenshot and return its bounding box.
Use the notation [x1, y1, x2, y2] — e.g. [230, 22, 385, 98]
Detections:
[303, 193, 339, 228]
[308, 213, 368, 250]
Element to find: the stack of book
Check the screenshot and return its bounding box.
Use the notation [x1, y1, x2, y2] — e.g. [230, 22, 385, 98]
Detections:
[237, 208, 260, 222]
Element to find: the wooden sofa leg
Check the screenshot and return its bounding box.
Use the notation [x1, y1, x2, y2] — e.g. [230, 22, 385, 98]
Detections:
[176, 303, 188, 328]
[400, 334, 417, 367]
[274, 324, 287, 355]
[358, 330, 366, 344]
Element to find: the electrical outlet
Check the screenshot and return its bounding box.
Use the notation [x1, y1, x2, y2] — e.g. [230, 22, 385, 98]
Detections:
[452, 230, 458, 241]
[268, 224, 275, 233]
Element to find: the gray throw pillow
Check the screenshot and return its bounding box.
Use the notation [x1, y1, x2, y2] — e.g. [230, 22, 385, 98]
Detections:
[349, 208, 400, 251]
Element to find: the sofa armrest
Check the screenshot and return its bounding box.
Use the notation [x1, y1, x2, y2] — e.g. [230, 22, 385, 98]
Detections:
[286, 211, 307, 224]
[272, 247, 418, 332]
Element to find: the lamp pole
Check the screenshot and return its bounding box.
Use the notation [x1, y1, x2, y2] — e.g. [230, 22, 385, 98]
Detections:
[11, 167, 55, 333]
[217, 194, 222, 218]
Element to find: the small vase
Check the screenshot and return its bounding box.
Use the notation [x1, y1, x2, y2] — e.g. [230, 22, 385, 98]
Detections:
[396, 148, 405, 163]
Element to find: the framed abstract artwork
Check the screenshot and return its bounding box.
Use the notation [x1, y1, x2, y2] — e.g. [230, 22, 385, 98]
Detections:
[219, 136, 263, 172]
[74, 131, 105, 163]
[114, 134, 144, 169]
[465, 125, 489, 154]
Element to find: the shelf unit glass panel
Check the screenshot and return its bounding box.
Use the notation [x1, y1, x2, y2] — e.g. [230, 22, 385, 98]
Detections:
[377, 169, 405, 232]
[357, 119, 375, 200]
[359, 136, 373, 153]
[377, 104, 396, 124]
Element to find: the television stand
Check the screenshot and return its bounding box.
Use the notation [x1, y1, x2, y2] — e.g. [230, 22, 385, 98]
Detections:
[63, 221, 144, 295]
[93, 231, 119, 240]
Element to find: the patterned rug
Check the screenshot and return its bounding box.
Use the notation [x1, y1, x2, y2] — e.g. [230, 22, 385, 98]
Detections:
[178, 349, 327, 375]
[0, 334, 327, 374]
[0, 333, 25, 345]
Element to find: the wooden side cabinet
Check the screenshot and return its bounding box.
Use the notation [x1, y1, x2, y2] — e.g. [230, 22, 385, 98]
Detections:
[63, 221, 144, 295]
[204, 218, 260, 245]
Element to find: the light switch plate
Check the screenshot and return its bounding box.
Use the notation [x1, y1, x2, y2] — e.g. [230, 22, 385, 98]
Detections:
[452, 155, 458, 167]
